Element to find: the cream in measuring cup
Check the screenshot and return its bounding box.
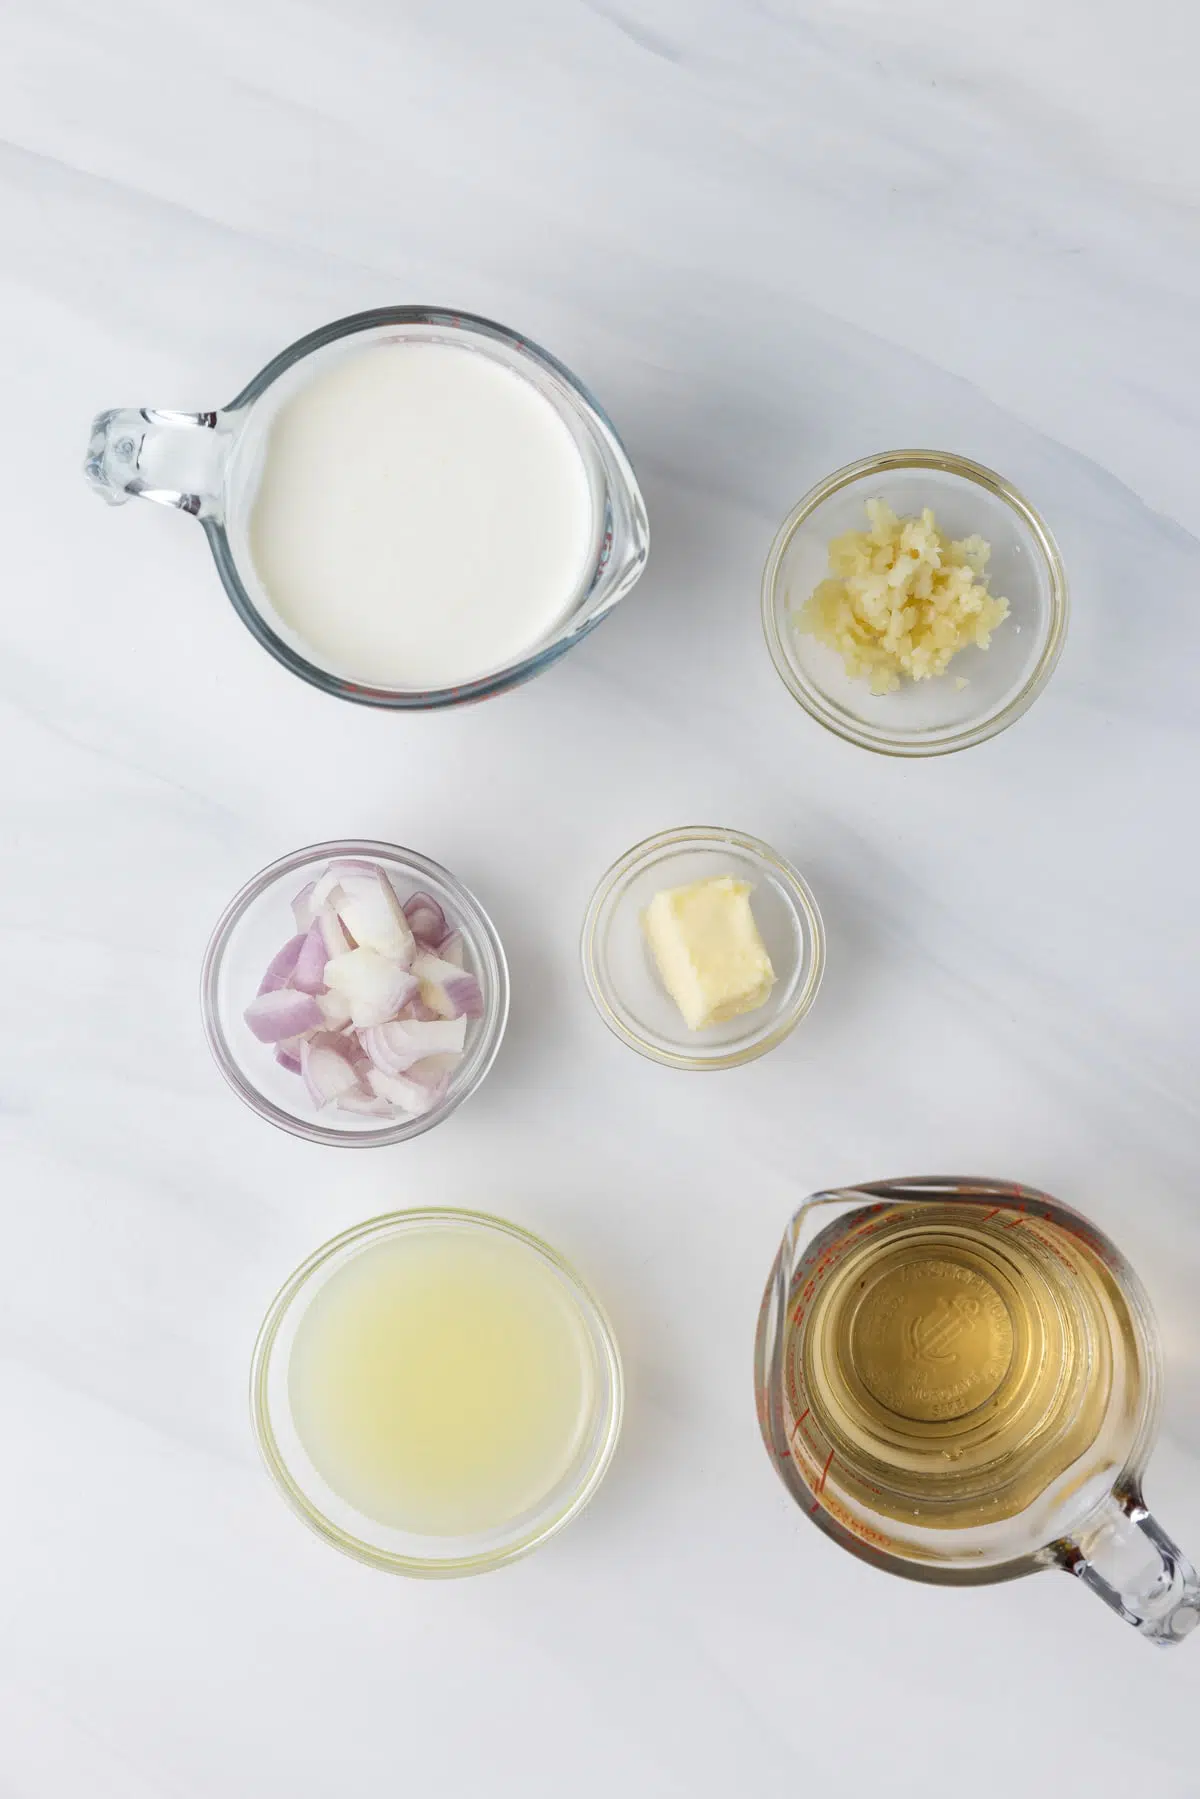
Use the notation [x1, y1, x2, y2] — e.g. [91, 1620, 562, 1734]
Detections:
[85, 308, 649, 708]
[756, 1177, 1199, 1645]
[247, 338, 595, 689]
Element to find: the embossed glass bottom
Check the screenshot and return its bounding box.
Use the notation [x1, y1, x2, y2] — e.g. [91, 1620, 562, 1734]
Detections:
[787, 1204, 1140, 1536]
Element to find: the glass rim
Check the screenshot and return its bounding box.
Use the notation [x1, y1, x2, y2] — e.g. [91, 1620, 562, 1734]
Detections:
[249, 1207, 625, 1576]
[206, 305, 648, 710]
[760, 449, 1070, 758]
[200, 838, 509, 1146]
[580, 825, 826, 1071]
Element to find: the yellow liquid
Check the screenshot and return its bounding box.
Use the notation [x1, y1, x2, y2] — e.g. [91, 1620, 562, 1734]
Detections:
[288, 1227, 596, 1537]
[785, 1206, 1144, 1533]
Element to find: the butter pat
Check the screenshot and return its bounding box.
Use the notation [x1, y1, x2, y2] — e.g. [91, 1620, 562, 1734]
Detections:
[642, 876, 776, 1031]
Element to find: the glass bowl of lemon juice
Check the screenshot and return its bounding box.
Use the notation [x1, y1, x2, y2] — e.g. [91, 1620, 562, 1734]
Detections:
[251, 1210, 623, 1575]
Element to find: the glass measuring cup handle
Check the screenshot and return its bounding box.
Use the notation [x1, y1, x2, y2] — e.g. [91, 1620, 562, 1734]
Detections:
[84, 408, 231, 518]
[1058, 1487, 1200, 1646]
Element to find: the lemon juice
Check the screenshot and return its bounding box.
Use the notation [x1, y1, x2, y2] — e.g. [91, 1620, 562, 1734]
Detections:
[286, 1222, 597, 1538]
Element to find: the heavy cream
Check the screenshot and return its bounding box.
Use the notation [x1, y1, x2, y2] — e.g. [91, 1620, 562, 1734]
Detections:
[248, 340, 597, 689]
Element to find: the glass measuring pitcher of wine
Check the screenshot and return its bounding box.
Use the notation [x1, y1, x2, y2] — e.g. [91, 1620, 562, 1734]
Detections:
[755, 1177, 1198, 1645]
[84, 307, 648, 709]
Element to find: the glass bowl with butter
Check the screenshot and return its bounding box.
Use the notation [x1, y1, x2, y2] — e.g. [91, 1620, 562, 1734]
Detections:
[762, 450, 1068, 757]
[581, 827, 824, 1070]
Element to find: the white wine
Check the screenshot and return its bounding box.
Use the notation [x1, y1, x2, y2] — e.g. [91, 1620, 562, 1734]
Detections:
[758, 1186, 1200, 1639]
[287, 1224, 596, 1537]
[784, 1204, 1145, 1534]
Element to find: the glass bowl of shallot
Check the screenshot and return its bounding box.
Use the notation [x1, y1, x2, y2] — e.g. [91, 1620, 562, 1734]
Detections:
[201, 840, 509, 1145]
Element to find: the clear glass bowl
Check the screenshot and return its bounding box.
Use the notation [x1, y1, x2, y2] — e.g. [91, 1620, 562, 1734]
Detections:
[251, 1209, 624, 1576]
[201, 839, 508, 1145]
[761, 450, 1068, 756]
[581, 826, 825, 1070]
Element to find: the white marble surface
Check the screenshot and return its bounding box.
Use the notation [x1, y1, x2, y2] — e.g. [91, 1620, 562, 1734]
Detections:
[1, 0, 1198, 1791]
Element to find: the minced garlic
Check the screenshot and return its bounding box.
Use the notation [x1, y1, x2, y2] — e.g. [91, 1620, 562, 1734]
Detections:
[798, 500, 1009, 695]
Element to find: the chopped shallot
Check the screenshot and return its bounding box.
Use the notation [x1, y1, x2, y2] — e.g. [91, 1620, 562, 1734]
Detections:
[243, 856, 482, 1123]
[412, 950, 484, 1020]
[407, 1053, 460, 1088]
[315, 988, 353, 1030]
[337, 1091, 393, 1118]
[404, 995, 442, 1022]
[292, 922, 329, 994]
[258, 933, 305, 995]
[325, 947, 418, 1028]
[404, 891, 447, 946]
[438, 931, 465, 968]
[365, 1066, 443, 1114]
[301, 1037, 361, 1108]
[245, 988, 323, 1043]
[361, 1016, 467, 1075]
[318, 904, 352, 960]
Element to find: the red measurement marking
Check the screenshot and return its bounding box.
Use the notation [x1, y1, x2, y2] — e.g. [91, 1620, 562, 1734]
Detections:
[979, 1206, 1002, 1223]
[790, 1409, 810, 1443]
[815, 1447, 835, 1498]
[1002, 1208, 1028, 1230]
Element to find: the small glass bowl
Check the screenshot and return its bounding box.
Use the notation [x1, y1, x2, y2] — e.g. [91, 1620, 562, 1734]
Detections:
[761, 450, 1068, 757]
[581, 826, 825, 1071]
[251, 1209, 624, 1576]
[201, 839, 508, 1145]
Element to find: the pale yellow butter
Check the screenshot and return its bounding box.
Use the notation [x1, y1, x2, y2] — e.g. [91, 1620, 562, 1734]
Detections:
[642, 876, 776, 1031]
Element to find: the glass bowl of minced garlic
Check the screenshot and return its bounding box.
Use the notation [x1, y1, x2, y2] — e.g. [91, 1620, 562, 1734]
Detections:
[761, 451, 1068, 757]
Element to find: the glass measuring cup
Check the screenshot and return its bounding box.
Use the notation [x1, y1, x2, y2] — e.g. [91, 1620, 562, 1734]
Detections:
[84, 307, 649, 708]
[755, 1177, 1199, 1644]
